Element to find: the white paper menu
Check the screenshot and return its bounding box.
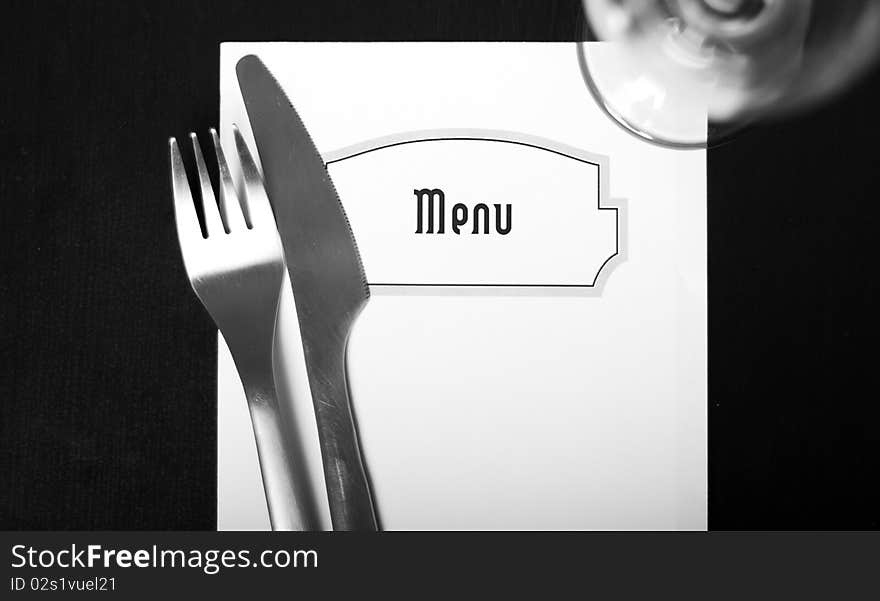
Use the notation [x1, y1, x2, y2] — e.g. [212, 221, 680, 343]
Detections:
[218, 42, 707, 530]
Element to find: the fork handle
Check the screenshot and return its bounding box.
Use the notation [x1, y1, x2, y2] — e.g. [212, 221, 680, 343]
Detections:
[244, 381, 314, 531]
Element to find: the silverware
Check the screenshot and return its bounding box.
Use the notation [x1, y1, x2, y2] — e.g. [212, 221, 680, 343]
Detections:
[169, 127, 315, 531]
[236, 55, 378, 530]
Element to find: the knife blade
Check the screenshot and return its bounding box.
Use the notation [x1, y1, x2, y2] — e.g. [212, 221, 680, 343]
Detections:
[236, 54, 377, 531]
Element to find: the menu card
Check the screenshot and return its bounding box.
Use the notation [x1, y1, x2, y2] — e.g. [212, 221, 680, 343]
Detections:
[218, 42, 707, 530]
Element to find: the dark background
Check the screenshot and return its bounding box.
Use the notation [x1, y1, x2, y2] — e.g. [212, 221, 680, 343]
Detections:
[1, 0, 877, 530]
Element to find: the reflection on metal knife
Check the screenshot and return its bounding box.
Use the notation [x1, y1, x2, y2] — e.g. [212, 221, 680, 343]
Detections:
[236, 54, 378, 531]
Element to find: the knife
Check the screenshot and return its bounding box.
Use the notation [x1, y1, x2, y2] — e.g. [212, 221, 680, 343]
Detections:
[236, 55, 378, 531]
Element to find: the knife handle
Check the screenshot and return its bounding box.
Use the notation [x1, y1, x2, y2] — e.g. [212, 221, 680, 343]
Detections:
[308, 343, 378, 531]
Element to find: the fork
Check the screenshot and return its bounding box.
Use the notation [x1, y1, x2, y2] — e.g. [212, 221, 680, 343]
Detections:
[169, 127, 313, 531]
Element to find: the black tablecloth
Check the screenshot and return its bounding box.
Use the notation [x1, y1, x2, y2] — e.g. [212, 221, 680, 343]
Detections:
[1, 0, 877, 529]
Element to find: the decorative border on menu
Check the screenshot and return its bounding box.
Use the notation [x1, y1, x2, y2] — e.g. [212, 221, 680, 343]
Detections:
[324, 129, 623, 290]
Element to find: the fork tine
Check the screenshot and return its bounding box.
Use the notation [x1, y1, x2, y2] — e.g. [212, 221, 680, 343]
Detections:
[210, 128, 248, 232]
[190, 132, 226, 236]
[233, 124, 276, 229]
[169, 137, 204, 244]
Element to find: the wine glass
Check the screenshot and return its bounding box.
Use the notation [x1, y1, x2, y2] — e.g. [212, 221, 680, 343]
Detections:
[580, 0, 880, 148]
